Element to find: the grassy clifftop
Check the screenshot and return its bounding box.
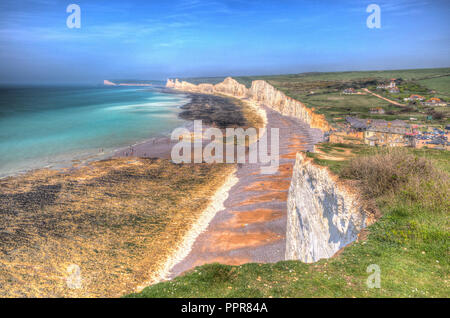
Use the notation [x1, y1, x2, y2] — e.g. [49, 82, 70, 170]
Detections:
[245, 68, 450, 126]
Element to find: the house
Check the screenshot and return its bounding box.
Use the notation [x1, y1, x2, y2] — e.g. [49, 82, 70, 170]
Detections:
[343, 88, 357, 95]
[388, 86, 400, 94]
[377, 79, 398, 90]
[369, 107, 385, 114]
[389, 79, 397, 88]
[346, 117, 368, 131]
[368, 118, 408, 128]
[343, 116, 420, 148]
[349, 117, 413, 147]
[404, 94, 425, 102]
[364, 126, 411, 147]
[422, 98, 447, 107]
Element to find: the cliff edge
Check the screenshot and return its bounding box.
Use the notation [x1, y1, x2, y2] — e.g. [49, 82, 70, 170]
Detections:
[285, 152, 367, 263]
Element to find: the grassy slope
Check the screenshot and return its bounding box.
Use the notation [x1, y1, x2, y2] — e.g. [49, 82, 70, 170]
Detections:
[418, 76, 450, 96]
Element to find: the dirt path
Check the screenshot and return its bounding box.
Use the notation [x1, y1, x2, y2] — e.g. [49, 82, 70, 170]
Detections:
[169, 106, 323, 278]
[363, 88, 406, 106]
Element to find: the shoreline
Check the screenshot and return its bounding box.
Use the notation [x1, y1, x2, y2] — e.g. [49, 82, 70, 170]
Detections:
[0, 89, 259, 180]
[0, 87, 192, 180]
[135, 95, 269, 290]
[136, 168, 239, 290]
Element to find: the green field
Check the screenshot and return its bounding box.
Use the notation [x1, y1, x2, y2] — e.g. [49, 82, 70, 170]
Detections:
[419, 76, 450, 96]
[184, 67, 450, 88]
[248, 68, 450, 127]
[182, 68, 450, 127]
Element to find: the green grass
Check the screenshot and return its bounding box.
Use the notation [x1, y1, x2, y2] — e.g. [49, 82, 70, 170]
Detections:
[296, 92, 415, 124]
[182, 68, 450, 87]
[305, 151, 346, 174]
[127, 147, 449, 298]
[418, 76, 450, 96]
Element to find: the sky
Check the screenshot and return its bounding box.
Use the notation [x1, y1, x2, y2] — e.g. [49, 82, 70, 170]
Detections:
[0, 0, 449, 84]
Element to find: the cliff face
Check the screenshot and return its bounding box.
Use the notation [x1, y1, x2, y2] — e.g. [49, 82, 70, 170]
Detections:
[285, 153, 367, 263]
[214, 77, 248, 98]
[166, 77, 330, 131]
[249, 81, 330, 131]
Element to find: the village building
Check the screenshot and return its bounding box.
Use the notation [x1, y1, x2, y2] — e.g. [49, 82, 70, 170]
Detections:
[328, 117, 367, 144]
[388, 86, 400, 94]
[422, 98, 447, 107]
[338, 117, 450, 150]
[377, 78, 397, 90]
[413, 138, 450, 150]
[404, 94, 425, 102]
[343, 117, 414, 147]
[345, 117, 368, 131]
[389, 79, 397, 88]
[364, 126, 412, 147]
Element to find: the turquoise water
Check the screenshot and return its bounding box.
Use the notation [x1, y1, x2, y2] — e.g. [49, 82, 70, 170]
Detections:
[0, 86, 189, 177]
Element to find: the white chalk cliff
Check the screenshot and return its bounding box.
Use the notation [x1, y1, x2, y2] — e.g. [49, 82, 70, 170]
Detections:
[285, 153, 367, 263]
[166, 77, 330, 132]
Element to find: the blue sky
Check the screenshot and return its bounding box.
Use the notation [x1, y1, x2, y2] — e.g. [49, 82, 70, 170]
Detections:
[0, 0, 449, 84]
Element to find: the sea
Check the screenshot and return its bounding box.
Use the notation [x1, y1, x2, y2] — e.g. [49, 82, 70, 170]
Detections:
[0, 85, 190, 178]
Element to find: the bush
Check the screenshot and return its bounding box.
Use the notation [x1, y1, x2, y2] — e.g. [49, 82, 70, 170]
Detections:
[432, 111, 445, 120]
[340, 149, 448, 207]
[400, 106, 416, 113]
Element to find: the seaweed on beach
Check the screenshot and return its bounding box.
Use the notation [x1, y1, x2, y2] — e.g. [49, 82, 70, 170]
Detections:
[179, 94, 248, 128]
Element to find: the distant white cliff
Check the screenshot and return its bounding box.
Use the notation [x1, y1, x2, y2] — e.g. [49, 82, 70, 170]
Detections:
[104, 80, 117, 86]
[103, 80, 152, 87]
[166, 77, 330, 132]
